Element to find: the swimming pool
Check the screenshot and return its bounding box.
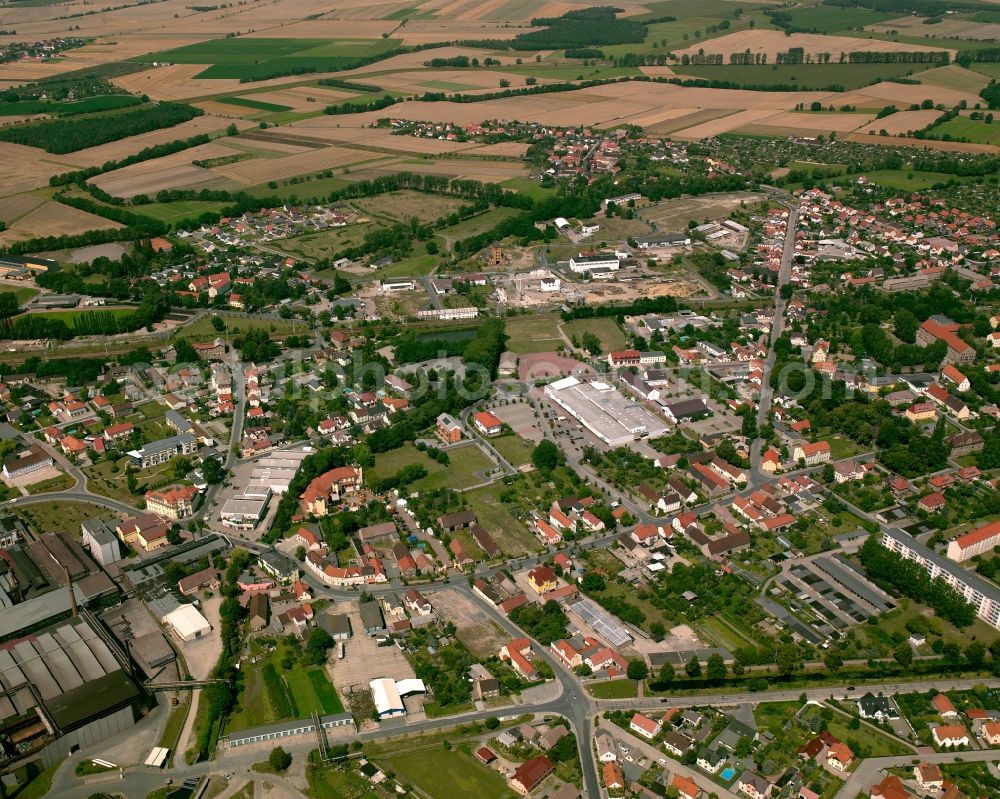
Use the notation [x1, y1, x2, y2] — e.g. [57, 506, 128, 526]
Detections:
[720, 767, 736, 781]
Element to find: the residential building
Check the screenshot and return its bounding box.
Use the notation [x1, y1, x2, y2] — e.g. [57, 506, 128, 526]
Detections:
[301, 466, 363, 516]
[932, 725, 969, 747]
[736, 770, 771, 799]
[128, 433, 197, 469]
[472, 411, 503, 436]
[881, 528, 1000, 630]
[2, 445, 53, 480]
[947, 519, 1000, 562]
[145, 484, 199, 519]
[791, 441, 831, 464]
[857, 693, 899, 722]
[436, 413, 463, 443]
[630, 712, 661, 739]
[527, 565, 558, 594]
[510, 755, 554, 795]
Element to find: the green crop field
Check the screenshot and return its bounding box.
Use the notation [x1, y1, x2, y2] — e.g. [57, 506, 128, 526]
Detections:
[0, 94, 142, 118]
[769, 6, 893, 33]
[672, 62, 937, 90]
[140, 37, 404, 80]
[216, 96, 292, 113]
[928, 115, 1000, 145]
[134, 200, 230, 223]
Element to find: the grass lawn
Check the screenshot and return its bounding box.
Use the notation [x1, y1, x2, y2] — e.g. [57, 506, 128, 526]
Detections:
[378, 253, 441, 277]
[25, 472, 75, 494]
[825, 712, 911, 756]
[15, 499, 118, 537]
[1, 285, 39, 305]
[158, 700, 190, 752]
[172, 312, 296, 342]
[771, 6, 892, 33]
[285, 668, 344, 714]
[817, 433, 867, 460]
[134, 200, 229, 224]
[851, 169, 959, 191]
[464, 482, 541, 556]
[308, 763, 374, 799]
[140, 37, 404, 81]
[436, 207, 521, 246]
[588, 679, 637, 699]
[15, 763, 58, 799]
[490, 434, 535, 467]
[505, 315, 564, 355]
[376, 747, 516, 799]
[754, 701, 801, 735]
[501, 176, 556, 202]
[371, 442, 493, 491]
[563, 317, 626, 353]
[84, 456, 176, 504]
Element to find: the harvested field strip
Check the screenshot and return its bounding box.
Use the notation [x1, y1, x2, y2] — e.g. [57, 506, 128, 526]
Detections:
[0, 200, 123, 245]
[845, 132, 999, 153]
[209, 145, 377, 184]
[235, 130, 330, 149]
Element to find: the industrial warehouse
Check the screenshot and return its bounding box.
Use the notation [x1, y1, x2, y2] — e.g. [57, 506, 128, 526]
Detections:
[0, 615, 142, 766]
[544, 376, 668, 446]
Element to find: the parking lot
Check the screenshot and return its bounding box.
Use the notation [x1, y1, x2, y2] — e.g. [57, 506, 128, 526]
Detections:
[326, 601, 415, 699]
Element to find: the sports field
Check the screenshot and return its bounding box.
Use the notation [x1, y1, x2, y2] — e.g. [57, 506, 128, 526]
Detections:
[505, 315, 563, 354]
[141, 37, 404, 80]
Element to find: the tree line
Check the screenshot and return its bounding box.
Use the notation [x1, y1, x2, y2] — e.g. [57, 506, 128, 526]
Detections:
[0, 101, 201, 154]
[859, 535, 976, 627]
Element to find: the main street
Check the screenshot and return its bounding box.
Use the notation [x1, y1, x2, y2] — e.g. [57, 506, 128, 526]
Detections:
[749, 196, 798, 488]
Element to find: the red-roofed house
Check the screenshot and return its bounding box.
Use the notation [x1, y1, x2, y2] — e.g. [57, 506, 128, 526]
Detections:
[472, 411, 503, 436]
[630, 712, 661, 739]
[791, 441, 831, 465]
[947, 519, 1000, 562]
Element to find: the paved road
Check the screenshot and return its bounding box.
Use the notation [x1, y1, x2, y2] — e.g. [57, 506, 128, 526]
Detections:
[834, 746, 1000, 799]
[749, 197, 798, 488]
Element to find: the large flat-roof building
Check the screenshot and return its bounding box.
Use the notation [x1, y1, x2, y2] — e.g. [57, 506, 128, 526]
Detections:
[128, 432, 197, 469]
[0, 615, 142, 767]
[544, 376, 668, 446]
[880, 528, 1000, 631]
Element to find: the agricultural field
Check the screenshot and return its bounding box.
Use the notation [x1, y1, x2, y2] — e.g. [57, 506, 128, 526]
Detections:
[215, 96, 292, 114]
[139, 38, 405, 81]
[925, 115, 1000, 146]
[767, 6, 894, 35]
[0, 199, 123, 245]
[671, 63, 940, 91]
[0, 94, 142, 118]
